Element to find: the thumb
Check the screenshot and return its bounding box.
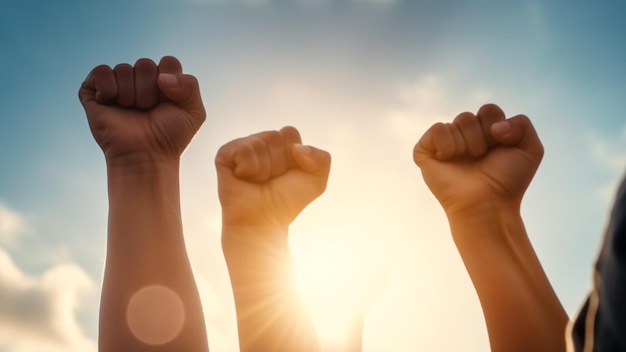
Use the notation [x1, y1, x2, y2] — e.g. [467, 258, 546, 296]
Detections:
[291, 144, 332, 177]
[490, 115, 544, 157]
[157, 73, 205, 116]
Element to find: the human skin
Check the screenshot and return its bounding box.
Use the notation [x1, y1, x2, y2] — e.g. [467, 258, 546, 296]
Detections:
[79, 56, 209, 352]
[216, 126, 331, 352]
[413, 104, 568, 352]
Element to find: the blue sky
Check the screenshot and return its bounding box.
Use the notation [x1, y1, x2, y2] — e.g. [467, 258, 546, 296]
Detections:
[1, 1, 626, 351]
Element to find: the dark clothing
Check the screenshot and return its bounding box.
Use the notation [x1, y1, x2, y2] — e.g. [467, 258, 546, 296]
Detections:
[570, 177, 626, 351]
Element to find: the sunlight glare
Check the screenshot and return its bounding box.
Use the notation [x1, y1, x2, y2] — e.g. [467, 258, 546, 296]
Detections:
[291, 225, 388, 346]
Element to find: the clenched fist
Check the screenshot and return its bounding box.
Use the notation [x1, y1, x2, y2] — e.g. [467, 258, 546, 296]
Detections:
[216, 126, 331, 230]
[79, 56, 205, 165]
[413, 103, 544, 216]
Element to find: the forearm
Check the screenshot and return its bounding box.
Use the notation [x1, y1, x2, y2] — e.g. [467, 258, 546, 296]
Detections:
[222, 226, 320, 352]
[447, 204, 567, 352]
[100, 157, 208, 352]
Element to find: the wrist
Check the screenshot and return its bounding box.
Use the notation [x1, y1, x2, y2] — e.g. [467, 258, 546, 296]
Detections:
[105, 153, 181, 211]
[220, 207, 293, 233]
[105, 151, 180, 175]
[445, 201, 525, 251]
[222, 224, 289, 247]
[443, 199, 521, 221]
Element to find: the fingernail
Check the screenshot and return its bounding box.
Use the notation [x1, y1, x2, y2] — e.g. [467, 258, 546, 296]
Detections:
[294, 144, 313, 155]
[158, 73, 178, 86]
[492, 121, 511, 135]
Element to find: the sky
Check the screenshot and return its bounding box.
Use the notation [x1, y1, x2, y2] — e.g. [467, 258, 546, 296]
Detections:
[1, 0, 626, 351]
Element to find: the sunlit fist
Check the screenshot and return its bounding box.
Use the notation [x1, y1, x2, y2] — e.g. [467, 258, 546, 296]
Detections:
[216, 126, 331, 229]
[78, 56, 205, 164]
[413, 104, 544, 216]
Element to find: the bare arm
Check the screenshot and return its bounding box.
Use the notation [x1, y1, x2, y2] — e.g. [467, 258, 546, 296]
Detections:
[413, 104, 567, 352]
[216, 127, 331, 351]
[79, 57, 209, 351]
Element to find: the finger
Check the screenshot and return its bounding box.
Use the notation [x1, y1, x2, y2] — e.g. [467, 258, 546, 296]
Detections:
[453, 112, 488, 158]
[215, 137, 247, 171]
[113, 63, 135, 108]
[413, 123, 449, 165]
[158, 56, 183, 75]
[157, 74, 204, 110]
[157, 62, 205, 125]
[491, 115, 544, 159]
[279, 126, 302, 145]
[78, 69, 97, 107]
[237, 136, 272, 182]
[215, 135, 272, 183]
[413, 122, 465, 165]
[282, 126, 331, 177]
[134, 58, 158, 110]
[260, 130, 290, 178]
[157, 56, 183, 102]
[476, 103, 506, 147]
[78, 65, 117, 106]
[292, 144, 332, 179]
[430, 120, 466, 159]
[279, 126, 302, 168]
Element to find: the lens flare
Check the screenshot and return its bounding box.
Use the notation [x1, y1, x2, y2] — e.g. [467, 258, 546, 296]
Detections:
[126, 285, 186, 345]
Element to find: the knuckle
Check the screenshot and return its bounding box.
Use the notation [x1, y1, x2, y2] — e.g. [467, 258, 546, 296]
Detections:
[261, 130, 282, 144]
[429, 122, 447, 136]
[134, 57, 156, 67]
[453, 111, 475, 124]
[113, 63, 132, 72]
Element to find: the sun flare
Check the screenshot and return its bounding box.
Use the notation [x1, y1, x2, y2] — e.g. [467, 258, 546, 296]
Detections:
[290, 226, 388, 346]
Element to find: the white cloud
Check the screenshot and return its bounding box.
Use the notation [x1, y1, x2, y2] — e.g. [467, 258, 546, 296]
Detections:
[588, 130, 626, 174]
[586, 129, 626, 200]
[0, 249, 97, 352]
[385, 74, 494, 151]
[0, 203, 28, 245]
